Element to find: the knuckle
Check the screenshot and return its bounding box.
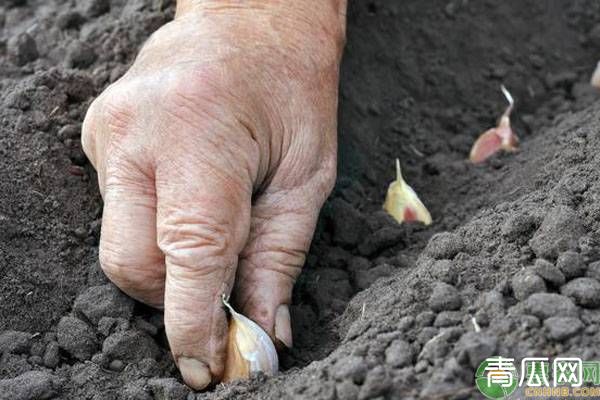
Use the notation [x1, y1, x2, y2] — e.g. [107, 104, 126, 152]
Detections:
[81, 84, 138, 161]
[101, 92, 137, 136]
[98, 239, 153, 286]
[97, 84, 138, 132]
[162, 70, 224, 127]
[242, 247, 305, 282]
[159, 212, 236, 275]
[164, 317, 204, 346]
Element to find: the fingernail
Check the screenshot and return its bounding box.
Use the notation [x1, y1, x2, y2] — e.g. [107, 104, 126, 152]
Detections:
[178, 357, 212, 390]
[275, 304, 293, 348]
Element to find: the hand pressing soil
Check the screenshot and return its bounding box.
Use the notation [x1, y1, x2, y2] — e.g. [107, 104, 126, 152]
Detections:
[81, 0, 346, 390]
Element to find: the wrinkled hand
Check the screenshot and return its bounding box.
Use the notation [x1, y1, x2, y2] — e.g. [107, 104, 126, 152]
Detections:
[81, 0, 345, 390]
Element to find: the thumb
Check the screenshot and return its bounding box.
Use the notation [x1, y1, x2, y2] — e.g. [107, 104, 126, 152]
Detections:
[234, 186, 324, 349]
[156, 163, 252, 390]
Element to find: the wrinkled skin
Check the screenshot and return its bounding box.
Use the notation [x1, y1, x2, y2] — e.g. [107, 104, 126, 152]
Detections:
[81, 0, 346, 391]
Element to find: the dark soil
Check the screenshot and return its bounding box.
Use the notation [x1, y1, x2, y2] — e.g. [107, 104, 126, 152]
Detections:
[2, 0, 600, 399]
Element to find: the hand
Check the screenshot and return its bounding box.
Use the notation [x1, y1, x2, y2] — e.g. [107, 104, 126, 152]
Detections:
[81, 0, 346, 390]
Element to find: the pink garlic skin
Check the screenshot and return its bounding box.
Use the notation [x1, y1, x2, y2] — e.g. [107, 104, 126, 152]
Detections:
[469, 86, 519, 164]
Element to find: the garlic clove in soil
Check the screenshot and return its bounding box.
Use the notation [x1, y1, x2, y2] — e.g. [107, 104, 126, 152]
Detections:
[222, 295, 278, 383]
[383, 159, 432, 225]
[591, 60, 600, 88]
[469, 85, 519, 164]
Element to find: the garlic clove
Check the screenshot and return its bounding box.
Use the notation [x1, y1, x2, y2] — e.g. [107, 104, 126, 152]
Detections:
[469, 127, 503, 164]
[222, 295, 278, 383]
[591, 61, 600, 88]
[383, 159, 432, 225]
[496, 115, 519, 151]
[469, 85, 519, 164]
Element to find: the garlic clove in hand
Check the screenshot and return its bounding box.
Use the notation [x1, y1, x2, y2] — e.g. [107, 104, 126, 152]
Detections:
[222, 295, 278, 383]
[469, 85, 519, 164]
[383, 159, 432, 225]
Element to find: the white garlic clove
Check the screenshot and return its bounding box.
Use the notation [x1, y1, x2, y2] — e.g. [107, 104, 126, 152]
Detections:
[383, 159, 432, 225]
[222, 295, 278, 383]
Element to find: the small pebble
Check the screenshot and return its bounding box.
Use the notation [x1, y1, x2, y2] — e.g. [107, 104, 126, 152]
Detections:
[43, 332, 57, 343]
[417, 327, 439, 345]
[416, 311, 436, 327]
[524, 293, 578, 319]
[476, 291, 506, 312]
[532, 259, 565, 286]
[397, 315, 415, 331]
[385, 340, 414, 368]
[148, 378, 190, 400]
[501, 212, 538, 242]
[109, 359, 124, 372]
[454, 332, 497, 369]
[336, 381, 360, 400]
[585, 324, 599, 335]
[28, 355, 43, 366]
[358, 366, 390, 399]
[414, 360, 429, 373]
[7, 33, 38, 66]
[429, 282, 462, 312]
[561, 277, 600, 308]
[102, 330, 160, 363]
[433, 311, 463, 327]
[544, 317, 583, 341]
[557, 251, 586, 279]
[91, 353, 107, 367]
[418, 328, 460, 363]
[56, 316, 98, 360]
[29, 341, 46, 357]
[430, 259, 457, 284]
[332, 355, 367, 383]
[424, 232, 462, 260]
[530, 207, 584, 259]
[73, 226, 87, 239]
[56, 10, 85, 30]
[0, 331, 32, 354]
[74, 284, 134, 325]
[65, 40, 97, 69]
[511, 271, 547, 300]
[518, 315, 541, 330]
[43, 341, 60, 368]
[0, 371, 56, 400]
[98, 317, 130, 337]
[587, 261, 600, 281]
